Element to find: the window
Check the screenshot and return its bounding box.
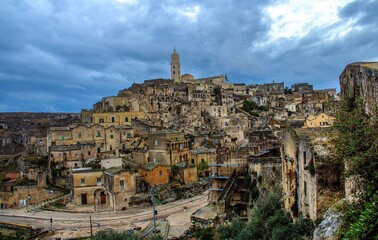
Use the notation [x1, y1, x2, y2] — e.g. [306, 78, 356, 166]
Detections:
[173, 71, 175, 74]
[111, 117, 115, 123]
[80, 178, 85, 184]
[304, 181, 307, 197]
[110, 134, 113, 139]
[74, 163, 78, 167]
[88, 151, 91, 155]
[155, 140, 158, 146]
[97, 177, 101, 184]
[96, 131, 101, 137]
[201, 159, 205, 163]
[159, 171, 162, 176]
[173, 66, 175, 69]
[99, 118, 104, 123]
[78, 133, 81, 138]
[61, 136, 64, 140]
[192, 159, 195, 164]
[125, 117, 129, 122]
[120, 180, 125, 190]
[303, 151, 307, 165]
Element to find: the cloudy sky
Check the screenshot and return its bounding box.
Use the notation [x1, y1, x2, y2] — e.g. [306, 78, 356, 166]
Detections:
[0, 0, 377, 112]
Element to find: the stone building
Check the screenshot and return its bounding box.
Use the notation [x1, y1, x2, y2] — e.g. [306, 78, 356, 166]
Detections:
[147, 130, 190, 167]
[70, 168, 106, 207]
[104, 168, 136, 211]
[48, 124, 139, 158]
[138, 164, 170, 186]
[291, 83, 313, 93]
[304, 112, 335, 128]
[257, 82, 284, 94]
[171, 47, 181, 82]
[70, 167, 138, 211]
[82, 111, 145, 127]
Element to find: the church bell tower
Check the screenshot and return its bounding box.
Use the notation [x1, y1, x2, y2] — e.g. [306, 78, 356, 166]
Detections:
[170, 47, 181, 82]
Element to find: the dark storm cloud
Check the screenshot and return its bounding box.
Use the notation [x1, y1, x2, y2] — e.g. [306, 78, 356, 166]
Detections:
[0, 0, 377, 112]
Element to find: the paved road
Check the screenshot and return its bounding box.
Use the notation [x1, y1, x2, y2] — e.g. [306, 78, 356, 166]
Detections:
[0, 191, 209, 239]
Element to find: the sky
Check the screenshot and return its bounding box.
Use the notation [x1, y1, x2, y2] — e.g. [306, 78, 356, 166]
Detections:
[0, 0, 377, 112]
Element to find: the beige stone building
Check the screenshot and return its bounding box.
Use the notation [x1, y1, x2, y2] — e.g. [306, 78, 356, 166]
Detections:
[147, 130, 190, 167]
[171, 47, 181, 82]
[70, 169, 106, 207]
[70, 168, 137, 211]
[304, 112, 335, 128]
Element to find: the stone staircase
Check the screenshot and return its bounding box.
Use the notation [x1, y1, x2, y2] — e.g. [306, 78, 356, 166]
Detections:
[26, 193, 71, 212]
[218, 170, 238, 202]
[141, 219, 169, 239]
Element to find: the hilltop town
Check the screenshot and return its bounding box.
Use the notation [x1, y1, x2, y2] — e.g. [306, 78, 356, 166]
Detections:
[1, 50, 377, 239]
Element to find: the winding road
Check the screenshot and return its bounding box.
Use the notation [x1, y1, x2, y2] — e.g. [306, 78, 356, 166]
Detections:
[0, 191, 209, 239]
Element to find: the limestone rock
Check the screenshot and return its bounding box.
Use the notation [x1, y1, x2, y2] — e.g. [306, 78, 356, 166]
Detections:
[313, 204, 343, 240]
[339, 62, 378, 116]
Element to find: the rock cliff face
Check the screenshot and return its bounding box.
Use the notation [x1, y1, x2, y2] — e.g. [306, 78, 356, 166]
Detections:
[313, 203, 343, 240]
[339, 62, 378, 116]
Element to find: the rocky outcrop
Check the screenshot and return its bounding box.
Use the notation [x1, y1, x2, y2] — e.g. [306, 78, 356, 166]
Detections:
[339, 62, 378, 116]
[313, 203, 343, 240]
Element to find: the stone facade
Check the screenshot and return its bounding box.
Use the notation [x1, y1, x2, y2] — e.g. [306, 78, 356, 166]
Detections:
[147, 130, 190, 166]
[304, 113, 335, 128]
[138, 164, 170, 186]
[70, 168, 137, 211]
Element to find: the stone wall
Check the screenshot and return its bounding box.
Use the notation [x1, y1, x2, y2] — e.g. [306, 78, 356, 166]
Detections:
[0, 186, 63, 208]
[281, 128, 343, 221]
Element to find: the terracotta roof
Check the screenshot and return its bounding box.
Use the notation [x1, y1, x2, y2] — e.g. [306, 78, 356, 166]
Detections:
[5, 172, 20, 179]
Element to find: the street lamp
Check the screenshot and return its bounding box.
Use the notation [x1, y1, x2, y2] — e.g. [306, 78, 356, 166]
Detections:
[151, 186, 157, 240]
[27, 194, 31, 208]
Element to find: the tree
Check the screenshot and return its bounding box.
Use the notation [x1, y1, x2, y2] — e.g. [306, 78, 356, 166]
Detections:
[93, 229, 139, 240]
[334, 97, 378, 239]
[215, 192, 314, 240]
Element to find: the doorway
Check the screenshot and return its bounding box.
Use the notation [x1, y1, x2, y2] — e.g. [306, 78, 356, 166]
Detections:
[81, 194, 88, 205]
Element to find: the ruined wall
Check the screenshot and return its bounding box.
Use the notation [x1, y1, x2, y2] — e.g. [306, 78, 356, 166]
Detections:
[248, 157, 281, 192]
[0, 186, 62, 208]
[281, 129, 298, 218]
[340, 62, 378, 116]
[297, 135, 317, 220]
